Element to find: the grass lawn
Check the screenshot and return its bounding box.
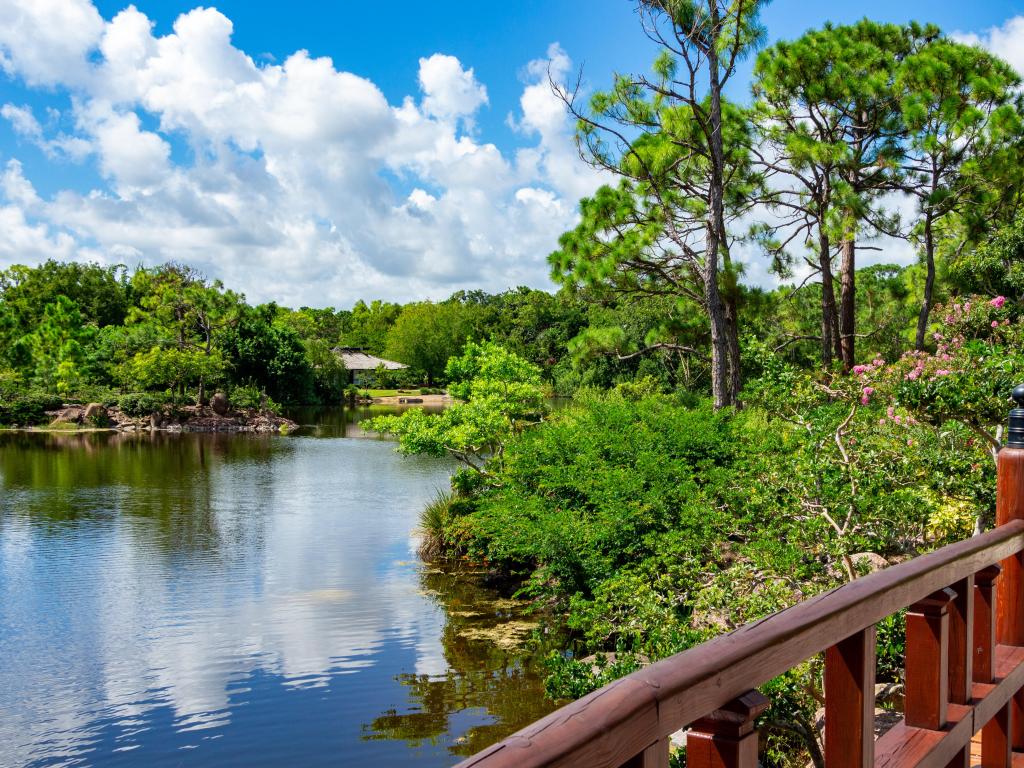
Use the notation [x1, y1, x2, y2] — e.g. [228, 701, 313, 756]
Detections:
[358, 388, 423, 398]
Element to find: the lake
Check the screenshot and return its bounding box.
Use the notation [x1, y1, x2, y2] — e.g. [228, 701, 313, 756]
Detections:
[0, 406, 555, 767]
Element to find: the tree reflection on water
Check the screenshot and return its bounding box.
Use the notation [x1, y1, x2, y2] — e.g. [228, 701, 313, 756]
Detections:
[362, 564, 562, 758]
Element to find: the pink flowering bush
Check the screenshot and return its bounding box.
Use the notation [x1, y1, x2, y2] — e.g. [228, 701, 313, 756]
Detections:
[854, 296, 1022, 442]
[744, 294, 1019, 545]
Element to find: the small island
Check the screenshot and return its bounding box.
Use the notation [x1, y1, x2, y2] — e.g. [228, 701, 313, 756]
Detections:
[39, 394, 297, 434]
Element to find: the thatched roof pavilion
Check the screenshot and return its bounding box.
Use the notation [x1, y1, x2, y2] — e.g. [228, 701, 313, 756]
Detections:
[332, 347, 407, 382]
[332, 347, 407, 371]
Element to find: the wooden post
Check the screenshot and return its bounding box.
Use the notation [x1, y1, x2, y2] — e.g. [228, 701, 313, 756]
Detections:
[905, 587, 956, 730]
[997, 385, 1024, 749]
[686, 691, 769, 768]
[825, 627, 875, 768]
[996, 435, 1024, 644]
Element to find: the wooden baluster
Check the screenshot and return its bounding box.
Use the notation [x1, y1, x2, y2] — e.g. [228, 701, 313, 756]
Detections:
[998, 386, 1024, 750]
[975, 565, 1002, 684]
[621, 738, 670, 768]
[686, 691, 769, 768]
[944, 577, 974, 768]
[982, 703, 1012, 768]
[977, 566, 1009, 768]
[905, 587, 956, 730]
[948, 576, 974, 705]
[825, 627, 875, 768]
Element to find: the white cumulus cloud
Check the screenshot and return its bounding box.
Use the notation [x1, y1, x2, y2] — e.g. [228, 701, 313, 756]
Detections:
[418, 53, 488, 125]
[0, 0, 104, 86]
[0, 0, 604, 307]
[953, 15, 1024, 77]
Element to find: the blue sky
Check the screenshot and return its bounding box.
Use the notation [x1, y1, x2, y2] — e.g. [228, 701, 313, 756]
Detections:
[85, 0, 1024, 154]
[0, 1, 1022, 307]
[81, 0, 1023, 139]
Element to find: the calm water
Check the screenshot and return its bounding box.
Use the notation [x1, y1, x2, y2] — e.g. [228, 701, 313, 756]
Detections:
[0, 407, 554, 767]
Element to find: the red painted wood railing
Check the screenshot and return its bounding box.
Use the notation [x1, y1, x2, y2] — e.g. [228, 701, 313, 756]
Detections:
[456, 392, 1024, 768]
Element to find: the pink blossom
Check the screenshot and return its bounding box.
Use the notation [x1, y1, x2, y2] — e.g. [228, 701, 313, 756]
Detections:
[944, 315, 955, 324]
[861, 395, 870, 405]
[935, 370, 951, 376]
[964, 302, 971, 312]
[873, 358, 884, 366]
[863, 386, 874, 396]
[879, 418, 886, 426]
[907, 438, 914, 447]
[887, 406, 895, 419]
[933, 332, 943, 341]
[991, 296, 1006, 308]
[906, 369, 920, 380]
[1003, 319, 1011, 326]
[894, 416, 902, 424]
[852, 364, 868, 375]
[992, 320, 999, 328]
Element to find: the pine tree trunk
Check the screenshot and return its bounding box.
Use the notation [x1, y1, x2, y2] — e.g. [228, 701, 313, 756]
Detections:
[915, 174, 939, 351]
[706, 275, 731, 409]
[838, 120, 868, 371]
[704, 3, 734, 409]
[818, 229, 838, 367]
[724, 295, 741, 404]
[839, 237, 856, 370]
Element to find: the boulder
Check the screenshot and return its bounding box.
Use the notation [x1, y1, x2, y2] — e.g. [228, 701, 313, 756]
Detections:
[83, 403, 109, 425]
[52, 406, 84, 424]
[150, 412, 163, 429]
[211, 392, 229, 415]
[851, 552, 889, 574]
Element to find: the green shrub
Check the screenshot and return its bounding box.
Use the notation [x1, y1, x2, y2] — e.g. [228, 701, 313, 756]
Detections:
[462, 392, 734, 597]
[543, 650, 645, 701]
[230, 383, 280, 414]
[419, 489, 455, 560]
[0, 393, 63, 426]
[117, 392, 165, 417]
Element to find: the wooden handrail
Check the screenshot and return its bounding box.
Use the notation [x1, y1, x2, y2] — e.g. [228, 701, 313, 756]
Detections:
[457, 394, 1024, 768]
[458, 521, 1024, 768]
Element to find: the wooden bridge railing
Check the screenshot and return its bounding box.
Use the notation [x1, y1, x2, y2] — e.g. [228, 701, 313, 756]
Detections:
[456, 388, 1024, 768]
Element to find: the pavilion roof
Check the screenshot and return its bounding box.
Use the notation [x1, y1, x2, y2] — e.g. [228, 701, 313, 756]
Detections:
[331, 347, 408, 371]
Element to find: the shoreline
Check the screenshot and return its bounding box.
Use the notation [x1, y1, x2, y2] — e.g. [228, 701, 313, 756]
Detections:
[369, 394, 454, 406]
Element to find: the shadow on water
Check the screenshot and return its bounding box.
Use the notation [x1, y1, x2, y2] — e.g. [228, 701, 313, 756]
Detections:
[285, 404, 447, 439]
[0, 407, 557, 767]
